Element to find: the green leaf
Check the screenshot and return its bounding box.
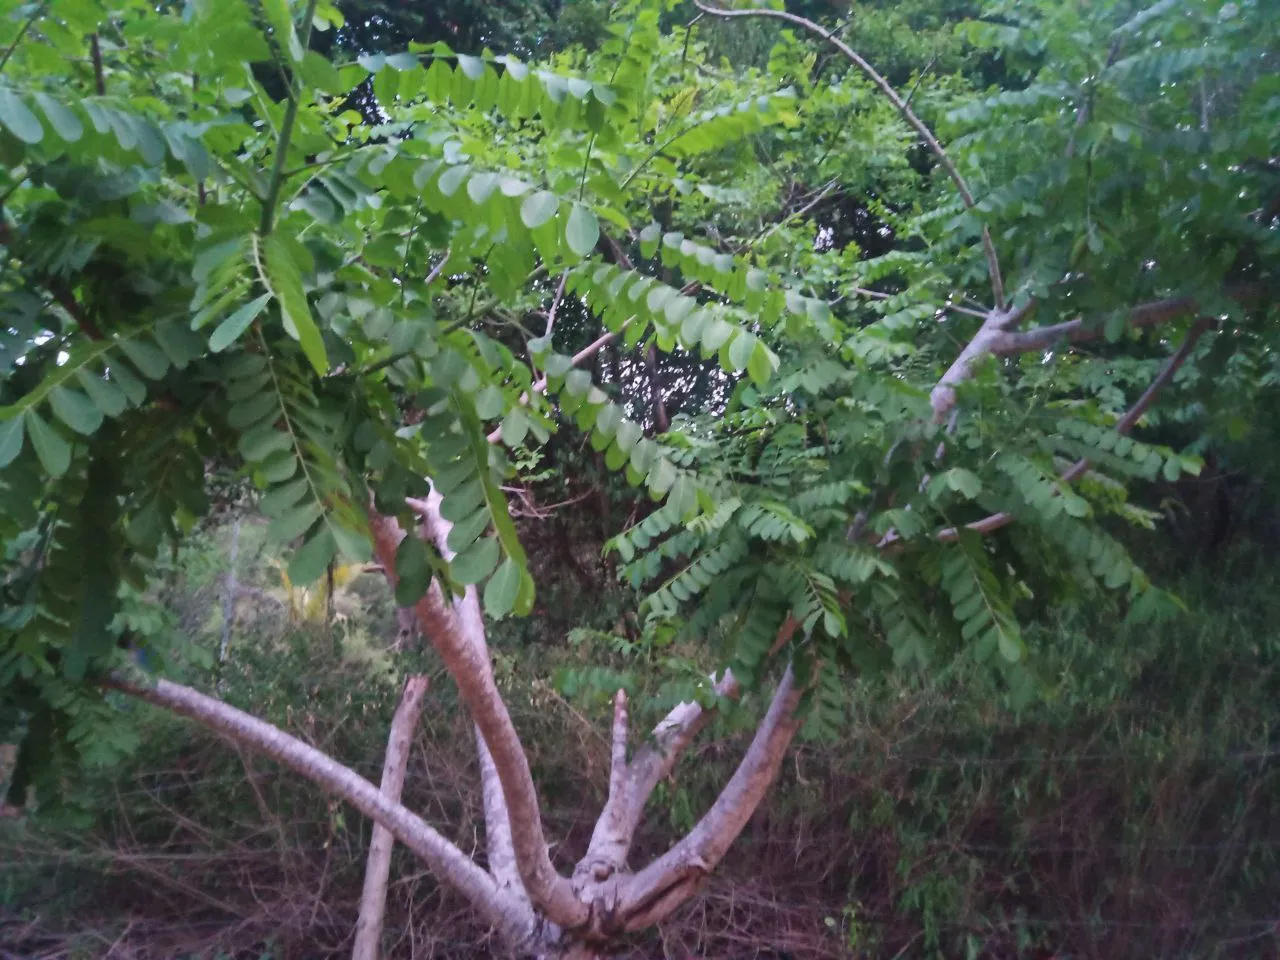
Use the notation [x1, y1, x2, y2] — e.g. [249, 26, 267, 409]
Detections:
[447, 508, 491, 553]
[997, 628, 1024, 663]
[239, 425, 291, 462]
[483, 555, 521, 618]
[266, 500, 323, 543]
[48, 387, 103, 436]
[118, 339, 170, 380]
[110, 363, 147, 406]
[0, 416, 23, 468]
[474, 384, 505, 420]
[438, 163, 470, 196]
[648, 457, 677, 495]
[75, 370, 127, 417]
[32, 93, 82, 142]
[500, 176, 532, 197]
[260, 476, 308, 517]
[209, 294, 271, 352]
[500, 408, 530, 447]
[395, 534, 431, 606]
[1104, 310, 1127, 343]
[288, 527, 338, 585]
[746, 341, 774, 387]
[456, 53, 485, 80]
[332, 524, 372, 564]
[24, 411, 70, 477]
[614, 419, 641, 452]
[521, 191, 560, 228]
[639, 222, 661, 259]
[565, 203, 600, 257]
[946, 468, 983, 499]
[0, 88, 42, 144]
[259, 236, 328, 375]
[228, 391, 278, 430]
[259, 450, 298, 483]
[728, 331, 755, 372]
[452, 535, 499, 585]
[467, 171, 499, 204]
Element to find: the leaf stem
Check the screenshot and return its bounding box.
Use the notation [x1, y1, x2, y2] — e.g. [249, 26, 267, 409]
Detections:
[259, 0, 320, 236]
[0, 1, 47, 76]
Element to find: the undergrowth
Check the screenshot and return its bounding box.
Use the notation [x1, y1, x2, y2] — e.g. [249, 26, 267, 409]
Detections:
[1, 528, 1277, 959]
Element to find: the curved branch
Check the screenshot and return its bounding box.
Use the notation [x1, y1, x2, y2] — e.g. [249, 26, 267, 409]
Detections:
[107, 672, 538, 947]
[929, 308, 1013, 423]
[577, 669, 738, 883]
[616, 664, 805, 926]
[577, 620, 796, 884]
[370, 506, 588, 929]
[694, 0, 1005, 309]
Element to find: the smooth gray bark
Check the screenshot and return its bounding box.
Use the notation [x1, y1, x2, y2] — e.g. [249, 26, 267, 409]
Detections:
[352, 675, 430, 960]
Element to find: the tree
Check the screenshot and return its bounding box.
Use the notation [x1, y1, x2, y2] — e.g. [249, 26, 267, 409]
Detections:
[1, 0, 1275, 955]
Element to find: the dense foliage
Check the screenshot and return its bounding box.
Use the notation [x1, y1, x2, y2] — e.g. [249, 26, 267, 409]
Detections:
[0, 0, 1276, 869]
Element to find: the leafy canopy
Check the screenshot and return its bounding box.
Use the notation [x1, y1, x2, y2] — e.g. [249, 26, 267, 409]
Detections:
[0, 0, 1276, 810]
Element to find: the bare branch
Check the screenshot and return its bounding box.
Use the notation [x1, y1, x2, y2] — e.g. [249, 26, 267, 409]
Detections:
[645, 343, 670, 434]
[486, 327, 624, 444]
[370, 505, 588, 928]
[916, 319, 1214, 545]
[929, 308, 1014, 423]
[579, 622, 798, 898]
[541, 271, 568, 345]
[617, 664, 806, 926]
[930, 287, 1258, 422]
[576, 669, 733, 886]
[608, 690, 629, 808]
[989, 294, 1203, 358]
[353, 675, 430, 960]
[90, 33, 105, 95]
[424, 248, 451, 288]
[694, 1, 1006, 309]
[106, 672, 538, 945]
[476, 726, 527, 900]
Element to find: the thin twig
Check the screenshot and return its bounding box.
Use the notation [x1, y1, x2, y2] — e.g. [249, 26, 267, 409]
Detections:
[0, 1, 48, 75]
[424, 248, 450, 288]
[694, 1, 1006, 310]
[902, 55, 938, 110]
[540, 272, 569, 346]
[746, 179, 838, 251]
